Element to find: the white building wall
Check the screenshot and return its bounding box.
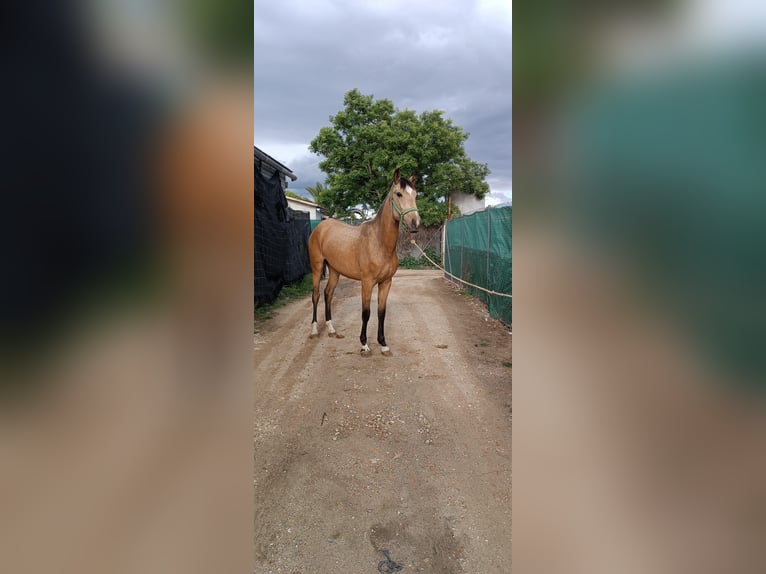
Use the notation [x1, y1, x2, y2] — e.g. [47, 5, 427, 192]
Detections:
[286, 197, 320, 220]
[451, 190, 486, 216]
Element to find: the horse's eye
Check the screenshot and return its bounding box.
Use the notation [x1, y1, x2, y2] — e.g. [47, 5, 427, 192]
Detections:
[396, 192, 402, 197]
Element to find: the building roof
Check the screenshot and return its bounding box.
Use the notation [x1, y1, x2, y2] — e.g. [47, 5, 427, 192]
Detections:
[254, 145, 297, 181]
[286, 195, 319, 208]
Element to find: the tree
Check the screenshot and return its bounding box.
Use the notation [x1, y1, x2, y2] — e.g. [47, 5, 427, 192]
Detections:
[304, 182, 325, 203]
[309, 89, 490, 226]
[304, 181, 332, 212]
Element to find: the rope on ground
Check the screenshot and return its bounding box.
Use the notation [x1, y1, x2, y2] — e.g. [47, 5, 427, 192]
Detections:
[408, 239, 513, 299]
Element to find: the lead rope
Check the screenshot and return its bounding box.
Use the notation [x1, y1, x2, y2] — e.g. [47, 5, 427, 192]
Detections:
[408, 238, 513, 299]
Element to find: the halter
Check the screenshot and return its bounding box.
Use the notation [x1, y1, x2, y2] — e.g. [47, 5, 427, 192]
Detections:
[391, 194, 419, 230]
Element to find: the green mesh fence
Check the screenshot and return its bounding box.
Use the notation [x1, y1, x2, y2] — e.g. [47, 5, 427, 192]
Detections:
[444, 207, 512, 324]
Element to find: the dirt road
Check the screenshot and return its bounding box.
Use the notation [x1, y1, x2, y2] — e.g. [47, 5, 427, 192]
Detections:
[254, 270, 512, 573]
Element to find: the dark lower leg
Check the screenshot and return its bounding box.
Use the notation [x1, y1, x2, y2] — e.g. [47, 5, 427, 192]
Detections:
[324, 288, 332, 321]
[311, 289, 319, 323]
[360, 307, 370, 347]
[324, 268, 340, 324]
[377, 307, 387, 346]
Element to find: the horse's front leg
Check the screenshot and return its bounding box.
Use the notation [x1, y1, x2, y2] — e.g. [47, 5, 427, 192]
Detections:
[377, 278, 393, 356]
[359, 279, 374, 355]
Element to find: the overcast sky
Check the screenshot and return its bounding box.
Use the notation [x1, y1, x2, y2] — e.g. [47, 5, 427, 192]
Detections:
[254, 0, 512, 205]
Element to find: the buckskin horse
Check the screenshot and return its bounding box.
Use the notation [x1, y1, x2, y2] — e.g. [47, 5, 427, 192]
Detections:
[308, 168, 421, 355]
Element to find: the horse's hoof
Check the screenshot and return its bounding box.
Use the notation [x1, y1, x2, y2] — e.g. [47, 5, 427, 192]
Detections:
[327, 332, 336, 338]
[360, 344, 371, 356]
[381, 346, 392, 357]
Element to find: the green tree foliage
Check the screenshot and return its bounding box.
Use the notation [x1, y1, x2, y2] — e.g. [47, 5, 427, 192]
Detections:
[304, 182, 332, 212]
[309, 89, 490, 226]
[304, 182, 325, 203]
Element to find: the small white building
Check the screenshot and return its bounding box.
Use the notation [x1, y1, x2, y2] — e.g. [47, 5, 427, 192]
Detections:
[286, 196, 322, 220]
[451, 190, 486, 216]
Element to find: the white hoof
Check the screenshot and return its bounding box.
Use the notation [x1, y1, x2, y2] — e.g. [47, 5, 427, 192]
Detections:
[360, 344, 371, 355]
[327, 320, 336, 334]
[310, 322, 319, 338]
[380, 346, 391, 356]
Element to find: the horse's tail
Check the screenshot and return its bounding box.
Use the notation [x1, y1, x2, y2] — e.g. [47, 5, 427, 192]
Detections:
[322, 259, 328, 279]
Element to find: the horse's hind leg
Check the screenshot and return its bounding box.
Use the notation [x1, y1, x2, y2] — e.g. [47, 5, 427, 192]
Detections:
[376, 278, 393, 356]
[324, 266, 341, 337]
[309, 260, 324, 339]
[359, 279, 374, 355]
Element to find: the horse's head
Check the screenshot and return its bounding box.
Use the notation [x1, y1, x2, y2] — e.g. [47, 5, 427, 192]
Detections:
[390, 168, 421, 232]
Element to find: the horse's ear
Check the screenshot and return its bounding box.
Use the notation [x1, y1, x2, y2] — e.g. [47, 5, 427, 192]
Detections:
[408, 174, 417, 186]
[393, 167, 400, 184]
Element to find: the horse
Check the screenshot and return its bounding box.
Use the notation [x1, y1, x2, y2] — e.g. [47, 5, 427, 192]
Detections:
[307, 168, 421, 356]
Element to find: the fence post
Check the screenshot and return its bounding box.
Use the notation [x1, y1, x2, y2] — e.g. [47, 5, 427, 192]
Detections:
[441, 224, 446, 272]
[460, 217, 465, 290]
[487, 208, 492, 309]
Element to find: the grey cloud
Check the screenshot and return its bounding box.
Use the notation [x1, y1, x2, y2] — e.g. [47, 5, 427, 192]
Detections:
[285, 154, 325, 197]
[255, 0, 511, 191]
